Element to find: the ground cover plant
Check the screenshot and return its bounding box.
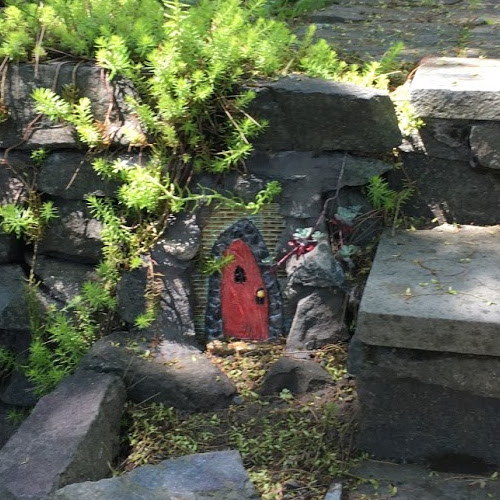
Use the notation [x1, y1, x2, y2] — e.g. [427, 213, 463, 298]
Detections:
[119, 340, 361, 500]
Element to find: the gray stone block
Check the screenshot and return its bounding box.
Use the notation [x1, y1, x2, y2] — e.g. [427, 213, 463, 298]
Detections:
[0, 63, 139, 149]
[0, 265, 30, 331]
[410, 58, 500, 120]
[286, 288, 347, 352]
[38, 200, 102, 264]
[80, 332, 237, 411]
[51, 451, 259, 500]
[356, 225, 500, 356]
[39, 152, 123, 199]
[30, 255, 96, 304]
[247, 151, 393, 220]
[392, 152, 500, 225]
[356, 373, 500, 466]
[470, 122, 500, 170]
[248, 75, 401, 152]
[349, 459, 500, 499]
[0, 370, 126, 499]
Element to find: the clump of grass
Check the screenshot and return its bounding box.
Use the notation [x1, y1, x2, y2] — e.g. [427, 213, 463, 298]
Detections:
[118, 342, 360, 499]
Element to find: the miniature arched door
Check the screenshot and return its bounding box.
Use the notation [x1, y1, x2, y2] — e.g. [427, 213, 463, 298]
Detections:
[220, 239, 269, 340]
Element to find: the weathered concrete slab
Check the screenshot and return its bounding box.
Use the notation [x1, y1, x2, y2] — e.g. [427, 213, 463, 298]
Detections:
[0, 370, 126, 500]
[410, 58, 500, 120]
[356, 225, 500, 356]
[348, 460, 500, 499]
[51, 451, 259, 500]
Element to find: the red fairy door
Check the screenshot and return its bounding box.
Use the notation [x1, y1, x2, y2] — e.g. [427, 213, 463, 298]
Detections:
[221, 239, 269, 340]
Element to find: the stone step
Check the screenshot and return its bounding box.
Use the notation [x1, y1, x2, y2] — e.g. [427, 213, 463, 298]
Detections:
[50, 450, 259, 500]
[410, 57, 500, 121]
[356, 224, 500, 357]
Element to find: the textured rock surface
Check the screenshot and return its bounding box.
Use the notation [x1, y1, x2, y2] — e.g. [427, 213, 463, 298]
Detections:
[248, 75, 401, 152]
[38, 200, 102, 263]
[356, 225, 500, 356]
[348, 460, 500, 499]
[39, 152, 123, 199]
[392, 152, 500, 225]
[80, 332, 237, 410]
[0, 63, 139, 149]
[259, 357, 333, 395]
[410, 58, 500, 120]
[0, 371, 38, 407]
[117, 261, 196, 344]
[0, 402, 22, 451]
[286, 288, 347, 352]
[0, 265, 30, 331]
[349, 337, 500, 400]
[0, 370, 126, 499]
[286, 242, 345, 288]
[470, 122, 500, 170]
[51, 451, 259, 500]
[0, 232, 22, 264]
[247, 151, 392, 219]
[356, 373, 500, 466]
[31, 255, 96, 304]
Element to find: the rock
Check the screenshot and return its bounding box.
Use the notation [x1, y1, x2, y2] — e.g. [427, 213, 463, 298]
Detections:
[0, 329, 31, 358]
[259, 357, 333, 395]
[0, 265, 30, 331]
[407, 118, 472, 161]
[356, 372, 500, 466]
[0, 63, 140, 149]
[247, 151, 393, 220]
[348, 459, 500, 499]
[286, 241, 345, 288]
[410, 58, 500, 120]
[117, 261, 196, 344]
[30, 255, 96, 304]
[39, 152, 123, 199]
[0, 371, 38, 407]
[0, 485, 21, 500]
[51, 450, 259, 500]
[0, 402, 22, 451]
[248, 75, 401, 152]
[286, 288, 348, 352]
[391, 152, 500, 225]
[38, 200, 102, 263]
[311, 5, 366, 23]
[349, 338, 500, 400]
[80, 332, 237, 410]
[470, 122, 500, 169]
[324, 483, 342, 500]
[0, 232, 22, 264]
[0, 370, 126, 499]
[152, 212, 201, 262]
[0, 154, 27, 204]
[355, 225, 500, 356]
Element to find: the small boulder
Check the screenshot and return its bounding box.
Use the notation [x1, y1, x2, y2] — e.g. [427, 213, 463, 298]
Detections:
[286, 241, 345, 288]
[286, 288, 348, 352]
[80, 332, 237, 411]
[259, 357, 333, 396]
[38, 200, 102, 264]
[51, 450, 259, 500]
[0, 370, 126, 499]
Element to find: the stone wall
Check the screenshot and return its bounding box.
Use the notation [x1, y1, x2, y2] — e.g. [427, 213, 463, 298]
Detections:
[392, 57, 500, 225]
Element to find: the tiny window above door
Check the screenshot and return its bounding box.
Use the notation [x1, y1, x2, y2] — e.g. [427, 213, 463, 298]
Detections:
[234, 265, 246, 283]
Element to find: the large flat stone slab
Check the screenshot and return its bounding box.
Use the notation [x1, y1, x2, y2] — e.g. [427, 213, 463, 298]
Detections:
[356, 225, 500, 356]
[51, 450, 259, 500]
[0, 370, 126, 499]
[410, 58, 500, 120]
